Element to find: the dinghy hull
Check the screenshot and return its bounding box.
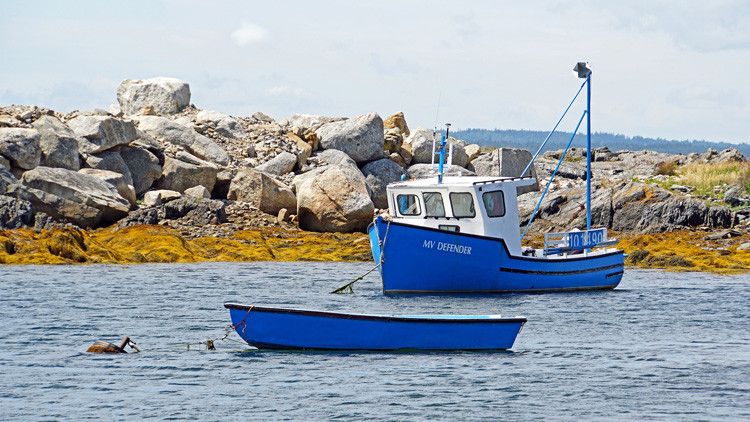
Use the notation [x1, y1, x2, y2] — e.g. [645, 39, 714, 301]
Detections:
[370, 217, 625, 294]
[225, 304, 526, 350]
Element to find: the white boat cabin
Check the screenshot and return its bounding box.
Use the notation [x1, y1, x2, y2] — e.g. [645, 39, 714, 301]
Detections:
[385, 176, 537, 256]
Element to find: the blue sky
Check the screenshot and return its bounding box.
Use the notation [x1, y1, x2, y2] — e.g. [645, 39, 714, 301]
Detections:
[1, 1, 749, 143]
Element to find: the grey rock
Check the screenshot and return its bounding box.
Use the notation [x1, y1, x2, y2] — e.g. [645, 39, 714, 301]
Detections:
[120, 145, 162, 195]
[407, 164, 475, 179]
[67, 115, 138, 154]
[0, 128, 41, 169]
[470, 148, 539, 194]
[0, 167, 21, 195]
[316, 149, 358, 167]
[143, 189, 181, 207]
[405, 129, 469, 168]
[723, 185, 747, 207]
[316, 113, 385, 163]
[281, 114, 344, 131]
[31, 116, 80, 170]
[670, 184, 692, 193]
[195, 110, 229, 123]
[184, 185, 211, 199]
[252, 111, 275, 124]
[0, 195, 34, 229]
[256, 151, 297, 176]
[155, 154, 218, 193]
[19, 166, 130, 227]
[0, 156, 9, 169]
[465, 144, 481, 162]
[707, 206, 733, 228]
[737, 242, 750, 251]
[362, 158, 406, 208]
[296, 164, 374, 232]
[83, 150, 134, 186]
[534, 159, 586, 180]
[117, 77, 191, 115]
[78, 168, 136, 207]
[227, 168, 296, 215]
[135, 116, 229, 165]
[161, 196, 226, 224]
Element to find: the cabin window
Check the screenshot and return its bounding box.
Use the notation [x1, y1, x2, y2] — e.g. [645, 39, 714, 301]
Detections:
[482, 190, 506, 217]
[422, 192, 446, 217]
[439, 225, 460, 232]
[396, 194, 421, 216]
[449, 192, 475, 218]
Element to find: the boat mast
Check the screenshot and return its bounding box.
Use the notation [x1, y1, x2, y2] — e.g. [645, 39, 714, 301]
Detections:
[574, 62, 593, 231]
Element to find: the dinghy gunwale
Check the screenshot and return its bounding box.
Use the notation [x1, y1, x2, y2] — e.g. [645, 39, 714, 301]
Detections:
[224, 303, 527, 324]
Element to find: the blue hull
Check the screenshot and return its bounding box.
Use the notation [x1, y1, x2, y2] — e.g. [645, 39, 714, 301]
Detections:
[225, 304, 526, 350]
[369, 217, 624, 294]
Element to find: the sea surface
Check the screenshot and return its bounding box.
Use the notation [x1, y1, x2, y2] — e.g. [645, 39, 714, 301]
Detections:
[0, 263, 748, 421]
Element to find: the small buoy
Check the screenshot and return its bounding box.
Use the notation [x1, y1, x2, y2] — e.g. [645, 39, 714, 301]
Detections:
[86, 336, 139, 353]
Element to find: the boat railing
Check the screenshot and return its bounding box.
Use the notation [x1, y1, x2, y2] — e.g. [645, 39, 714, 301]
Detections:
[472, 176, 535, 186]
[543, 228, 617, 256]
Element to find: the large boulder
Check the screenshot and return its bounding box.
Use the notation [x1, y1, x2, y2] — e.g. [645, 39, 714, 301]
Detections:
[117, 77, 191, 116]
[19, 166, 130, 227]
[405, 129, 469, 167]
[470, 148, 539, 194]
[315, 113, 385, 163]
[155, 153, 218, 193]
[0, 128, 41, 170]
[407, 164, 475, 179]
[78, 168, 136, 207]
[67, 115, 138, 154]
[281, 114, 344, 131]
[119, 145, 162, 195]
[256, 151, 297, 176]
[134, 116, 229, 165]
[361, 158, 406, 209]
[227, 168, 296, 215]
[31, 116, 80, 170]
[383, 111, 410, 137]
[83, 150, 134, 186]
[296, 164, 374, 232]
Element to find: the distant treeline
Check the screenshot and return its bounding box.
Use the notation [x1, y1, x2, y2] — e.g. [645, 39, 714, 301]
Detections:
[452, 129, 750, 156]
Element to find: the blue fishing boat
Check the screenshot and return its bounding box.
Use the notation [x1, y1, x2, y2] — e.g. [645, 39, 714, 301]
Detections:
[224, 303, 526, 350]
[369, 63, 625, 294]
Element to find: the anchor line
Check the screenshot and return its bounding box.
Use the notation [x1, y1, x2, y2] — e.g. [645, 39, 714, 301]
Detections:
[330, 219, 391, 294]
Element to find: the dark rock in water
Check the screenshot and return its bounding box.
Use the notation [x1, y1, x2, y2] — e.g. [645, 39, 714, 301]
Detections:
[0, 195, 34, 229]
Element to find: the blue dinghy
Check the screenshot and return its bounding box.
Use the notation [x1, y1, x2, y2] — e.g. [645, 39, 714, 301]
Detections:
[369, 62, 625, 294]
[225, 303, 526, 350]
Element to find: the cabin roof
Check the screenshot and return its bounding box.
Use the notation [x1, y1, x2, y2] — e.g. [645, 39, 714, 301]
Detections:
[388, 175, 535, 189]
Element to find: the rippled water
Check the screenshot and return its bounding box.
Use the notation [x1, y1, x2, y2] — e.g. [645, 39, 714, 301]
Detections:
[0, 263, 748, 420]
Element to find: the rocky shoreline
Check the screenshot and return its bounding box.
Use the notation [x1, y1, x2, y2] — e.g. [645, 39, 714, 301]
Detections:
[2, 77, 750, 271]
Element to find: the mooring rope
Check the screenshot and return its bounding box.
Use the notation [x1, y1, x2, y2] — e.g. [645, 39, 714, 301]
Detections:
[330, 219, 390, 294]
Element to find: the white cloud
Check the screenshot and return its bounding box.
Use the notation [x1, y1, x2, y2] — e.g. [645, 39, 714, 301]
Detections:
[266, 85, 308, 98]
[230, 23, 268, 46]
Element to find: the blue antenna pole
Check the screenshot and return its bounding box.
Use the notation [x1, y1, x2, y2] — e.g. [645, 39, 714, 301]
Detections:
[438, 124, 450, 184]
[585, 73, 592, 231]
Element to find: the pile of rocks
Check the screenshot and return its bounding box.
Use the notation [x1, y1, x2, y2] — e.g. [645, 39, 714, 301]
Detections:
[0, 76, 503, 234]
[0, 76, 742, 236]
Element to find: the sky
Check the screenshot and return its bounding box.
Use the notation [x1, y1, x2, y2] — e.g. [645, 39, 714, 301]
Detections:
[1, 0, 749, 143]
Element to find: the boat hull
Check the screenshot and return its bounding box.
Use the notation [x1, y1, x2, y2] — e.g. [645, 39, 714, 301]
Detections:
[225, 304, 526, 350]
[370, 217, 625, 294]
